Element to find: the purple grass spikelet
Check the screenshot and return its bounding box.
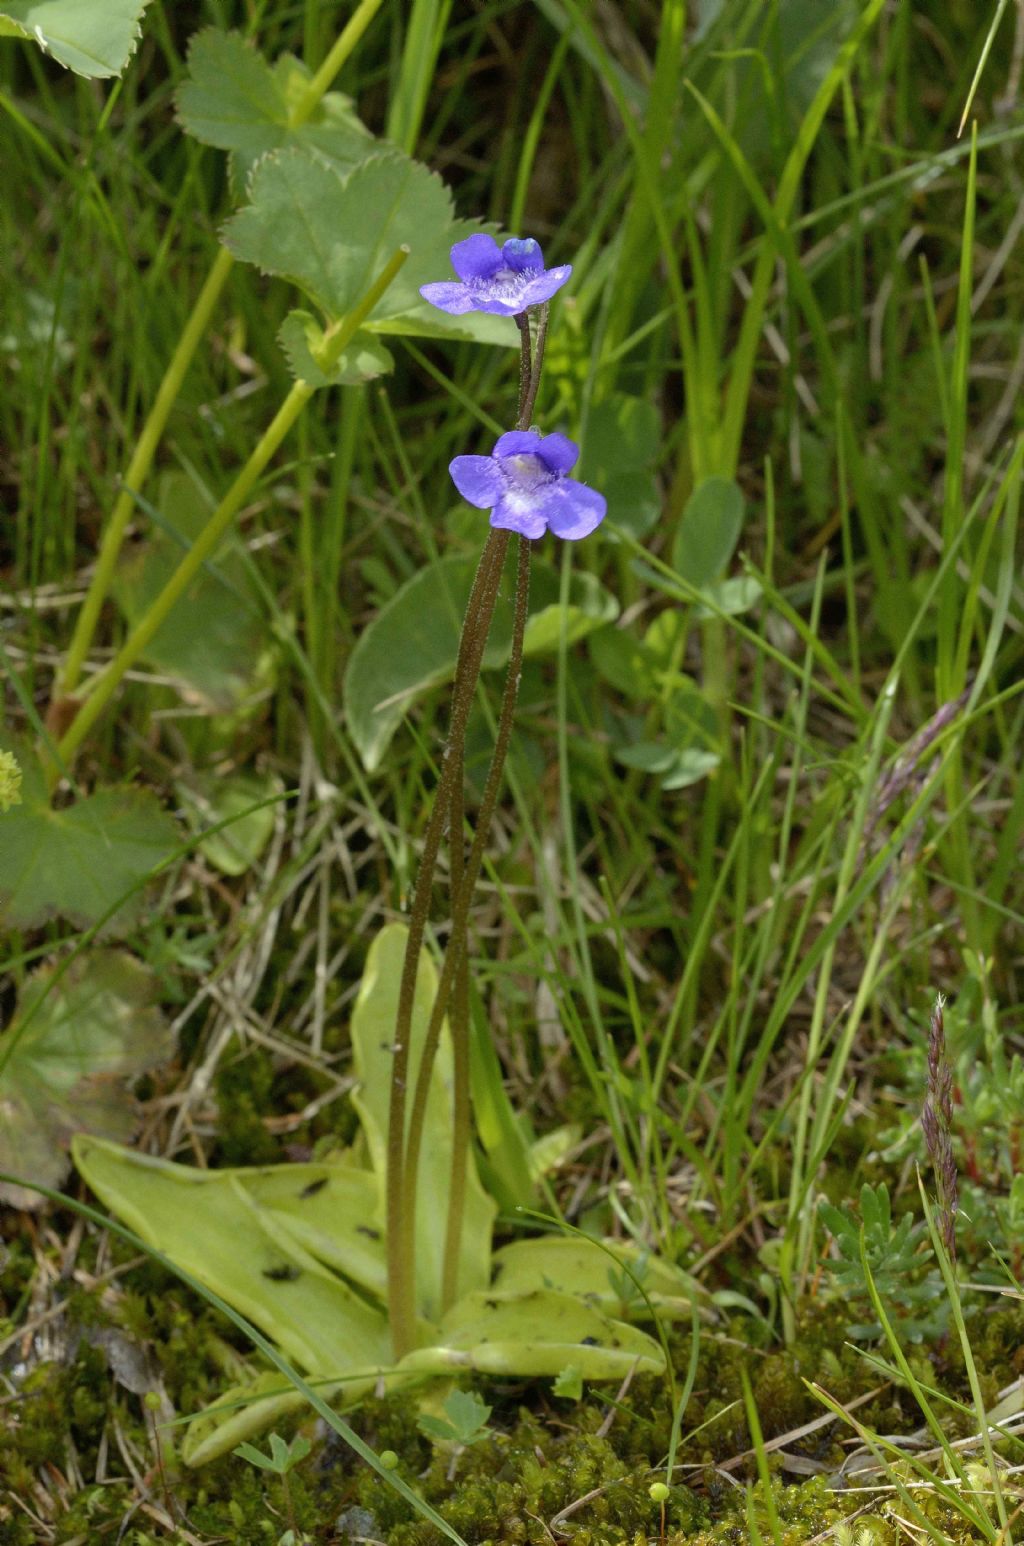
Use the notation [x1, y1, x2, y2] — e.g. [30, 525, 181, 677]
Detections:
[921, 993, 958, 1263]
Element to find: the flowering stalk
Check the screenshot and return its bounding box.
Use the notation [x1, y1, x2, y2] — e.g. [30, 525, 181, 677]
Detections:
[386, 235, 605, 1357]
[384, 524, 512, 1355]
[385, 312, 539, 1353]
[54, 0, 386, 708]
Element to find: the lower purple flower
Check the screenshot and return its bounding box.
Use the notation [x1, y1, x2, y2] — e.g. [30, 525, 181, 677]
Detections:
[449, 430, 606, 541]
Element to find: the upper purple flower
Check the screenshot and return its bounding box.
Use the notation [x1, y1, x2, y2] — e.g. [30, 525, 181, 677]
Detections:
[450, 430, 606, 541]
[420, 235, 572, 317]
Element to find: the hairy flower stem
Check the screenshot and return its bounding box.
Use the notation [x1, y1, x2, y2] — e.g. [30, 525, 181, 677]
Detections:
[412, 533, 531, 1313]
[385, 526, 510, 1356]
[55, 0, 385, 705]
[388, 310, 543, 1346]
[516, 303, 549, 429]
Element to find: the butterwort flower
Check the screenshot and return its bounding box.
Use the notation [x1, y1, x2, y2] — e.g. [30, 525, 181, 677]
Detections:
[420, 235, 571, 317]
[450, 430, 606, 541]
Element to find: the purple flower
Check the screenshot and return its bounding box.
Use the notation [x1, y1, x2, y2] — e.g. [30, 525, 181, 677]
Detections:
[420, 235, 571, 317]
[450, 430, 606, 541]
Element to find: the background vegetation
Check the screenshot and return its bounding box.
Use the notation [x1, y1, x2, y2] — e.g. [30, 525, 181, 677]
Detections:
[1, 1, 1023, 1542]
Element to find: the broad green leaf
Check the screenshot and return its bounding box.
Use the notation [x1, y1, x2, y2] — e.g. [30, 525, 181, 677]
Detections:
[0, 953, 173, 1209]
[694, 575, 762, 619]
[0, 0, 152, 77]
[588, 624, 658, 701]
[614, 679, 721, 791]
[222, 149, 515, 347]
[586, 394, 662, 539]
[672, 477, 745, 588]
[522, 569, 618, 655]
[0, 738, 178, 932]
[350, 925, 495, 1321]
[658, 748, 722, 790]
[279, 309, 394, 388]
[174, 771, 278, 878]
[72, 1135, 391, 1377]
[344, 555, 619, 771]
[399, 1288, 666, 1378]
[490, 1237, 706, 1322]
[242, 1161, 386, 1301]
[176, 29, 373, 192]
[470, 997, 535, 1212]
[114, 472, 273, 711]
[528, 1123, 582, 1182]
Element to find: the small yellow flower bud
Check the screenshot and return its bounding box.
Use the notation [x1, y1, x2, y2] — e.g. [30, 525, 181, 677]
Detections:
[0, 750, 22, 813]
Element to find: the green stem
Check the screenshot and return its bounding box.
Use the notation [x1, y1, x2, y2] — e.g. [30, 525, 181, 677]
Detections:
[55, 0, 385, 700]
[54, 247, 408, 776]
[290, 0, 384, 125]
[385, 528, 510, 1357]
[438, 533, 531, 1310]
[58, 245, 236, 698]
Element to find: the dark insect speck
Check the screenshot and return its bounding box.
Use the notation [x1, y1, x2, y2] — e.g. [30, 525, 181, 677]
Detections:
[263, 1265, 302, 1282]
[356, 1225, 381, 1240]
[581, 1336, 599, 1347]
[299, 1177, 328, 1199]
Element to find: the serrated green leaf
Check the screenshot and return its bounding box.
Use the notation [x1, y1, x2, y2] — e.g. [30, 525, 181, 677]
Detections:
[672, 477, 745, 588]
[553, 1364, 583, 1400]
[0, 952, 173, 1209]
[0, 0, 153, 77]
[222, 148, 515, 347]
[279, 309, 394, 387]
[235, 1441, 277, 1472]
[416, 1413, 460, 1443]
[176, 29, 373, 192]
[443, 1388, 492, 1439]
[344, 554, 618, 771]
[0, 738, 178, 932]
[350, 925, 495, 1321]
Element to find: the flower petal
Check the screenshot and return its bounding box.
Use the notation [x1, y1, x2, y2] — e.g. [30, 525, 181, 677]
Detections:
[493, 430, 543, 459]
[449, 455, 503, 509]
[537, 432, 579, 474]
[450, 233, 502, 281]
[490, 495, 548, 540]
[420, 281, 478, 315]
[534, 479, 607, 541]
[502, 237, 544, 272]
[466, 293, 527, 315]
[520, 265, 573, 307]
